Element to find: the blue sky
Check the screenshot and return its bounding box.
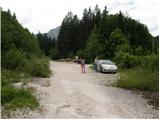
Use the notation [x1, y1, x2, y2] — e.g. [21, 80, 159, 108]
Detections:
[0, 0, 159, 36]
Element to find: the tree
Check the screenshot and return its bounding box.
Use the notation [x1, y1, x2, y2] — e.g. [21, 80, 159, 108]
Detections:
[57, 12, 81, 58]
[1, 9, 42, 69]
[13, 12, 16, 19]
[1, 10, 41, 56]
[94, 4, 101, 27]
[85, 26, 102, 63]
[100, 6, 109, 41]
[36, 32, 56, 56]
[107, 28, 128, 58]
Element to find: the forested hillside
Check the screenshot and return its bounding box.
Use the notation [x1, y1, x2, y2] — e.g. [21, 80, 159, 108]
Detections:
[57, 5, 157, 62]
[1, 9, 51, 111]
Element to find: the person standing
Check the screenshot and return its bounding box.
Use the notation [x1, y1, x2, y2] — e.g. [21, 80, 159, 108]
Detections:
[75, 56, 78, 63]
[80, 58, 86, 73]
[94, 56, 98, 72]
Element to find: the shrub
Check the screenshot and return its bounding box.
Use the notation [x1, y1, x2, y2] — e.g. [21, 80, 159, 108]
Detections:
[114, 51, 140, 68]
[2, 49, 27, 70]
[1, 85, 18, 104]
[134, 46, 143, 56]
[116, 44, 132, 54]
[1, 85, 39, 110]
[26, 56, 51, 77]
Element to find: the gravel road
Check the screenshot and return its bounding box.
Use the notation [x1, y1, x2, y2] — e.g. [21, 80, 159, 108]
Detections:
[8, 61, 159, 118]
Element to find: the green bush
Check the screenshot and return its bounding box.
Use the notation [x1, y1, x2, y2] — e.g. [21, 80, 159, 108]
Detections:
[116, 44, 132, 53]
[134, 46, 143, 56]
[1, 85, 18, 104]
[115, 51, 140, 68]
[2, 49, 27, 70]
[1, 85, 39, 110]
[1, 70, 22, 86]
[26, 56, 51, 77]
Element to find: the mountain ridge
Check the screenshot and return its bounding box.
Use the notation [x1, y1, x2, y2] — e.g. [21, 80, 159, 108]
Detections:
[47, 26, 60, 40]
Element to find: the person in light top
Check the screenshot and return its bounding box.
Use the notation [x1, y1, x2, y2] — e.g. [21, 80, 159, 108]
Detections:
[80, 57, 86, 73]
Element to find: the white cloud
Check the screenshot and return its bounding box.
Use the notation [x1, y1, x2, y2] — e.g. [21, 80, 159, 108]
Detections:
[0, 0, 159, 36]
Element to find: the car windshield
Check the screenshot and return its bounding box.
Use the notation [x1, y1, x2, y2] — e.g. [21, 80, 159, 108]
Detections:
[101, 60, 113, 65]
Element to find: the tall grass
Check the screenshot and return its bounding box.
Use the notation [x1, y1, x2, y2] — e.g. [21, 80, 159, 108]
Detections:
[114, 54, 159, 91]
[1, 69, 40, 110]
[1, 85, 39, 110]
[114, 67, 158, 91]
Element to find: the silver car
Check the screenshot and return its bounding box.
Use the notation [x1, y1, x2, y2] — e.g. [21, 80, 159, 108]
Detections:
[96, 60, 117, 73]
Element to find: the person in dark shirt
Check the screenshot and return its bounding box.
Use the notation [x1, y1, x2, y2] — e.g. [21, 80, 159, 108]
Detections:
[94, 56, 98, 72]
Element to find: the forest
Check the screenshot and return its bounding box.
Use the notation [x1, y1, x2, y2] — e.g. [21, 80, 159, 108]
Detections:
[37, 5, 158, 61]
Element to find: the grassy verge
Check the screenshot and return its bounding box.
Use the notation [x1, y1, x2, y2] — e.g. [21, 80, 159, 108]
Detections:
[1, 85, 39, 110]
[1, 69, 39, 111]
[113, 67, 159, 91]
[1, 56, 51, 113]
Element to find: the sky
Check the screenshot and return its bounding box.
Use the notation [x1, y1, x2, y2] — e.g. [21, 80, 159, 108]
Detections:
[0, 0, 159, 36]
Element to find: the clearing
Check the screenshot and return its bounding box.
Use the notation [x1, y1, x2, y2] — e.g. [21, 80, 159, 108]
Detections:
[7, 61, 159, 118]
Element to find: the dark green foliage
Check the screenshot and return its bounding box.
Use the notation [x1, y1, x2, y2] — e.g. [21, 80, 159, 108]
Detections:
[107, 28, 128, 58]
[48, 47, 59, 59]
[57, 5, 155, 60]
[1, 9, 51, 111]
[2, 49, 27, 70]
[58, 12, 81, 58]
[36, 33, 56, 57]
[1, 9, 51, 77]
[153, 36, 159, 54]
[114, 51, 139, 68]
[75, 49, 85, 58]
[1, 10, 41, 55]
[85, 26, 102, 63]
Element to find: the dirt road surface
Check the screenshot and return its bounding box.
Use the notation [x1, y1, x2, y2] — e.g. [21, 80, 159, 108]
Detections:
[10, 61, 159, 118]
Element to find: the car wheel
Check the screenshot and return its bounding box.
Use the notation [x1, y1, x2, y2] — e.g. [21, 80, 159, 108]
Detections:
[113, 71, 116, 74]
